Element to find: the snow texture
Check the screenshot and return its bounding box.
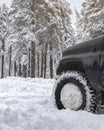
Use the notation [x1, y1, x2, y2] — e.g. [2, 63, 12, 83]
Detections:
[0, 77, 103, 130]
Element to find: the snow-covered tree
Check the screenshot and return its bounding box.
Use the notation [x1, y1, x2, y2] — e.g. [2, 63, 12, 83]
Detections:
[0, 4, 9, 77]
[76, 0, 104, 40]
[75, 9, 83, 42]
[0, 4, 9, 54]
[7, 0, 36, 64]
[7, 0, 74, 78]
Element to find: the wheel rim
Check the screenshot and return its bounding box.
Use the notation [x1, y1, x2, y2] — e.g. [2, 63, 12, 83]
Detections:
[61, 83, 83, 110]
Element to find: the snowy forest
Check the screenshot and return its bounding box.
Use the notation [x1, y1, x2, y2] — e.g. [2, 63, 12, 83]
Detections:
[0, 0, 104, 79]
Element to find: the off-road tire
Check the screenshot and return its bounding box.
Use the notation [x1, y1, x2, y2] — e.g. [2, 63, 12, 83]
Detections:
[54, 71, 97, 113]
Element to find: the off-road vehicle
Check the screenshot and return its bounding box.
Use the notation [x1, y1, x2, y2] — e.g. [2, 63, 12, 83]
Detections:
[54, 35, 104, 113]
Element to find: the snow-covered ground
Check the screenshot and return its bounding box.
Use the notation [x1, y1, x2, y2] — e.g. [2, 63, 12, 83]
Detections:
[0, 77, 103, 130]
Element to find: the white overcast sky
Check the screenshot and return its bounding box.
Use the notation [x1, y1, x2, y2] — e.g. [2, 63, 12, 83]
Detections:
[66, 0, 83, 25]
[0, 0, 83, 25]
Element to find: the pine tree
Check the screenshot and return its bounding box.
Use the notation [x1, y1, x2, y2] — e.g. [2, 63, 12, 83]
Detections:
[0, 4, 9, 49]
[75, 9, 83, 42]
[32, 0, 75, 77]
[7, 0, 36, 62]
[7, 0, 74, 78]
[76, 0, 104, 40]
[0, 4, 9, 77]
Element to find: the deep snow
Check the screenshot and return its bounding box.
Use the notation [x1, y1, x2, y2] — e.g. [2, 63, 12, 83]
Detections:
[0, 77, 103, 130]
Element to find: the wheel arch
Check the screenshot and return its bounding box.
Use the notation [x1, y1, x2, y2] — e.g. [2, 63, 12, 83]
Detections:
[57, 60, 85, 75]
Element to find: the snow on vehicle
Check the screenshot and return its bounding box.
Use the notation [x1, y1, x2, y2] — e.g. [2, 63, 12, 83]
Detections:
[54, 35, 104, 113]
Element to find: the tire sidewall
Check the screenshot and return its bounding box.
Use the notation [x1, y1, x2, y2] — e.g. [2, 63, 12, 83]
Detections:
[55, 77, 86, 110]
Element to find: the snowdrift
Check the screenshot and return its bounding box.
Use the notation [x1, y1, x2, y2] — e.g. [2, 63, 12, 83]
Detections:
[0, 77, 103, 130]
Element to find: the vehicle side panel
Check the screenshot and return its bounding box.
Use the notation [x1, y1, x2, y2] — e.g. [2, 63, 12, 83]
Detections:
[100, 36, 104, 86]
[57, 53, 102, 89]
[57, 36, 104, 89]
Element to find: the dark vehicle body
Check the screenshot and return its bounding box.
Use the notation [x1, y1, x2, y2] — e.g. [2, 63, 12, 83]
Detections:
[57, 36, 104, 91]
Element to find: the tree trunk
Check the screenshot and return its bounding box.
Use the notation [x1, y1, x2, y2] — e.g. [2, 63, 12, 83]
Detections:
[1, 38, 5, 78]
[9, 47, 12, 76]
[44, 44, 48, 78]
[23, 64, 27, 78]
[31, 41, 35, 78]
[14, 61, 17, 76]
[41, 47, 44, 77]
[1, 55, 4, 78]
[50, 44, 53, 78]
[37, 52, 40, 77]
[28, 48, 31, 77]
[18, 63, 21, 77]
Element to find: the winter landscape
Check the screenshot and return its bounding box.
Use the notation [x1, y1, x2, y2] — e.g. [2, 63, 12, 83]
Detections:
[0, 77, 103, 130]
[0, 0, 104, 130]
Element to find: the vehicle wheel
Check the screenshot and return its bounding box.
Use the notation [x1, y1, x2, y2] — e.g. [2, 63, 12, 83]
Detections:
[54, 71, 97, 112]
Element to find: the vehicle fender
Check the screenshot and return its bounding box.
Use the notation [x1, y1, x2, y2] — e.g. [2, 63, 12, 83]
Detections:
[56, 58, 85, 75]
